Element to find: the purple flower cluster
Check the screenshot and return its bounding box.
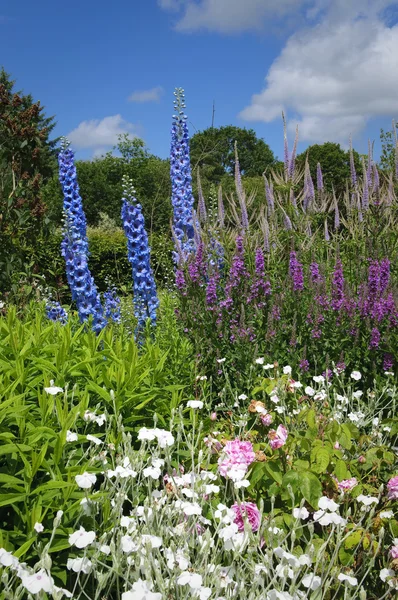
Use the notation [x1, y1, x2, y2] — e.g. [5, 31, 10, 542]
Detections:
[46, 301, 68, 325]
[331, 260, 344, 310]
[289, 251, 304, 292]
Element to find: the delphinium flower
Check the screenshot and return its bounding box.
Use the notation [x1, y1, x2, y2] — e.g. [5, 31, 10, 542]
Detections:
[289, 251, 304, 292]
[170, 88, 195, 263]
[121, 176, 159, 334]
[46, 301, 68, 324]
[58, 140, 106, 333]
[104, 287, 121, 324]
[331, 259, 344, 310]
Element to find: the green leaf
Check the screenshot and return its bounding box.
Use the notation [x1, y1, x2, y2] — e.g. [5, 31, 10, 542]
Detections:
[334, 460, 348, 481]
[264, 461, 283, 484]
[311, 446, 330, 474]
[344, 530, 363, 549]
[299, 472, 322, 508]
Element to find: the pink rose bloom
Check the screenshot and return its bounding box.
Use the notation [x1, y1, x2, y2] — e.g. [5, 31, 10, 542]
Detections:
[390, 546, 398, 559]
[260, 413, 273, 426]
[387, 475, 398, 500]
[232, 502, 261, 532]
[268, 425, 288, 450]
[218, 439, 255, 478]
[338, 478, 358, 492]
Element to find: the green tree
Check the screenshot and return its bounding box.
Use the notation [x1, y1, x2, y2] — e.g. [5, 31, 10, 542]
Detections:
[296, 142, 362, 196]
[190, 125, 276, 184]
[0, 67, 57, 293]
[379, 122, 398, 174]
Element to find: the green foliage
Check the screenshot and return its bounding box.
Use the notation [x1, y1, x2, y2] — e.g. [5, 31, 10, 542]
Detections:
[190, 125, 276, 185]
[380, 122, 398, 173]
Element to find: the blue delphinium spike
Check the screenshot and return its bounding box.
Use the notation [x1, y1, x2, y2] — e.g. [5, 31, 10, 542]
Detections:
[46, 301, 68, 324]
[58, 143, 107, 333]
[104, 287, 121, 324]
[170, 88, 196, 264]
[121, 176, 159, 335]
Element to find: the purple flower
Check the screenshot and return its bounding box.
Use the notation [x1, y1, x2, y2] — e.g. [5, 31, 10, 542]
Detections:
[383, 353, 394, 371]
[206, 273, 218, 308]
[379, 258, 390, 295]
[309, 262, 323, 284]
[369, 327, 381, 349]
[299, 359, 309, 372]
[175, 269, 186, 293]
[232, 502, 261, 532]
[316, 162, 323, 191]
[349, 138, 357, 188]
[289, 251, 304, 292]
[331, 260, 344, 310]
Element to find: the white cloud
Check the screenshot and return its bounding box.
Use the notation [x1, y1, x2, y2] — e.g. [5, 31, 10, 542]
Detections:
[128, 86, 164, 103]
[240, 2, 398, 143]
[159, 0, 308, 33]
[67, 115, 139, 151]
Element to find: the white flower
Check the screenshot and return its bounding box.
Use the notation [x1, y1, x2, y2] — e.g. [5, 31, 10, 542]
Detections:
[380, 568, 395, 582]
[234, 479, 250, 489]
[219, 523, 239, 541]
[263, 363, 275, 370]
[198, 375, 207, 381]
[187, 400, 204, 409]
[68, 526, 96, 549]
[67, 557, 92, 574]
[66, 430, 78, 442]
[348, 411, 365, 423]
[75, 472, 96, 489]
[255, 357, 265, 365]
[154, 428, 174, 448]
[0, 548, 18, 567]
[313, 375, 325, 384]
[197, 587, 212, 600]
[293, 507, 309, 520]
[350, 371, 362, 381]
[267, 590, 294, 600]
[353, 390, 363, 399]
[141, 535, 162, 548]
[177, 571, 203, 589]
[238, 393, 248, 400]
[138, 427, 157, 441]
[143, 466, 162, 479]
[283, 365, 292, 375]
[122, 579, 162, 600]
[275, 406, 285, 414]
[302, 573, 322, 590]
[100, 544, 111, 555]
[44, 381, 63, 395]
[21, 569, 53, 594]
[95, 413, 106, 426]
[380, 510, 394, 519]
[314, 390, 327, 401]
[356, 494, 379, 506]
[53, 586, 73, 598]
[338, 573, 358, 586]
[217, 358, 226, 363]
[34, 522, 44, 533]
[205, 484, 220, 494]
[121, 535, 139, 553]
[181, 502, 202, 516]
[318, 497, 339, 512]
[292, 381, 302, 388]
[385, 371, 394, 376]
[87, 434, 102, 445]
[270, 393, 280, 404]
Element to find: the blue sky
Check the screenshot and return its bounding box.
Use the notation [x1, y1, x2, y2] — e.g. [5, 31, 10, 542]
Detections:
[1, 0, 398, 162]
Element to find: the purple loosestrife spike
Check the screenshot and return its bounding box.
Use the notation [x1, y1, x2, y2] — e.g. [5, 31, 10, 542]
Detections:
[288, 124, 299, 180]
[175, 269, 186, 294]
[206, 272, 219, 308]
[362, 158, 369, 211]
[331, 259, 344, 310]
[369, 327, 381, 349]
[121, 176, 159, 335]
[383, 353, 394, 371]
[170, 88, 196, 263]
[309, 262, 323, 284]
[196, 167, 207, 223]
[316, 162, 324, 191]
[349, 136, 357, 188]
[380, 258, 390, 294]
[289, 251, 304, 292]
[217, 185, 225, 229]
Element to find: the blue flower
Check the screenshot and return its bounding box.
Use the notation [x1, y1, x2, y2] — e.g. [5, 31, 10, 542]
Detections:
[46, 301, 68, 324]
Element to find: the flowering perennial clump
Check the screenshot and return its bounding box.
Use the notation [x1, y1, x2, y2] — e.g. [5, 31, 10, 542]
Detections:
[121, 175, 159, 333]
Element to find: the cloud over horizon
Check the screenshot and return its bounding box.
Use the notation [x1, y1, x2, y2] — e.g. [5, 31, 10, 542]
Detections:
[67, 115, 140, 154]
[128, 86, 164, 103]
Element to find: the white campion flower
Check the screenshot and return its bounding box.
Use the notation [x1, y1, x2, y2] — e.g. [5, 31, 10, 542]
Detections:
[255, 357, 265, 365]
[302, 573, 321, 590]
[141, 535, 163, 548]
[67, 557, 92, 574]
[198, 587, 212, 600]
[217, 358, 226, 363]
[44, 381, 63, 395]
[187, 400, 204, 409]
[138, 427, 157, 442]
[177, 571, 203, 589]
[356, 494, 379, 506]
[21, 569, 53, 594]
[293, 507, 309, 520]
[99, 545, 111, 555]
[107, 465, 137, 479]
[352, 390, 363, 399]
[238, 393, 248, 400]
[122, 579, 162, 600]
[283, 365, 292, 375]
[75, 472, 96, 489]
[338, 573, 358, 586]
[318, 496, 339, 512]
[143, 466, 161, 479]
[34, 522, 44, 533]
[205, 484, 220, 494]
[234, 479, 250, 489]
[314, 390, 327, 401]
[292, 381, 302, 388]
[180, 501, 202, 516]
[313, 375, 325, 384]
[380, 510, 394, 519]
[0, 548, 18, 567]
[263, 363, 275, 370]
[350, 371, 362, 381]
[121, 535, 139, 553]
[53, 586, 73, 598]
[66, 430, 78, 442]
[154, 428, 174, 448]
[270, 393, 280, 404]
[68, 526, 96, 549]
[86, 434, 102, 445]
[380, 568, 395, 582]
[219, 523, 239, 541]
[267, 590, 295, 600]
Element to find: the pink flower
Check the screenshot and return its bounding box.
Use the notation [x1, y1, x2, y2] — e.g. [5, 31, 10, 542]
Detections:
[338, 478, 358, 492]
[390, 545, 398, 560]
[268, 425, 288, 450]
[232, 502, 261, 532]
[218, 439, 255, 479]
[210, 412, 217, 421]
[260, 413, 273, 426]
[387, 475, 398, 500]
